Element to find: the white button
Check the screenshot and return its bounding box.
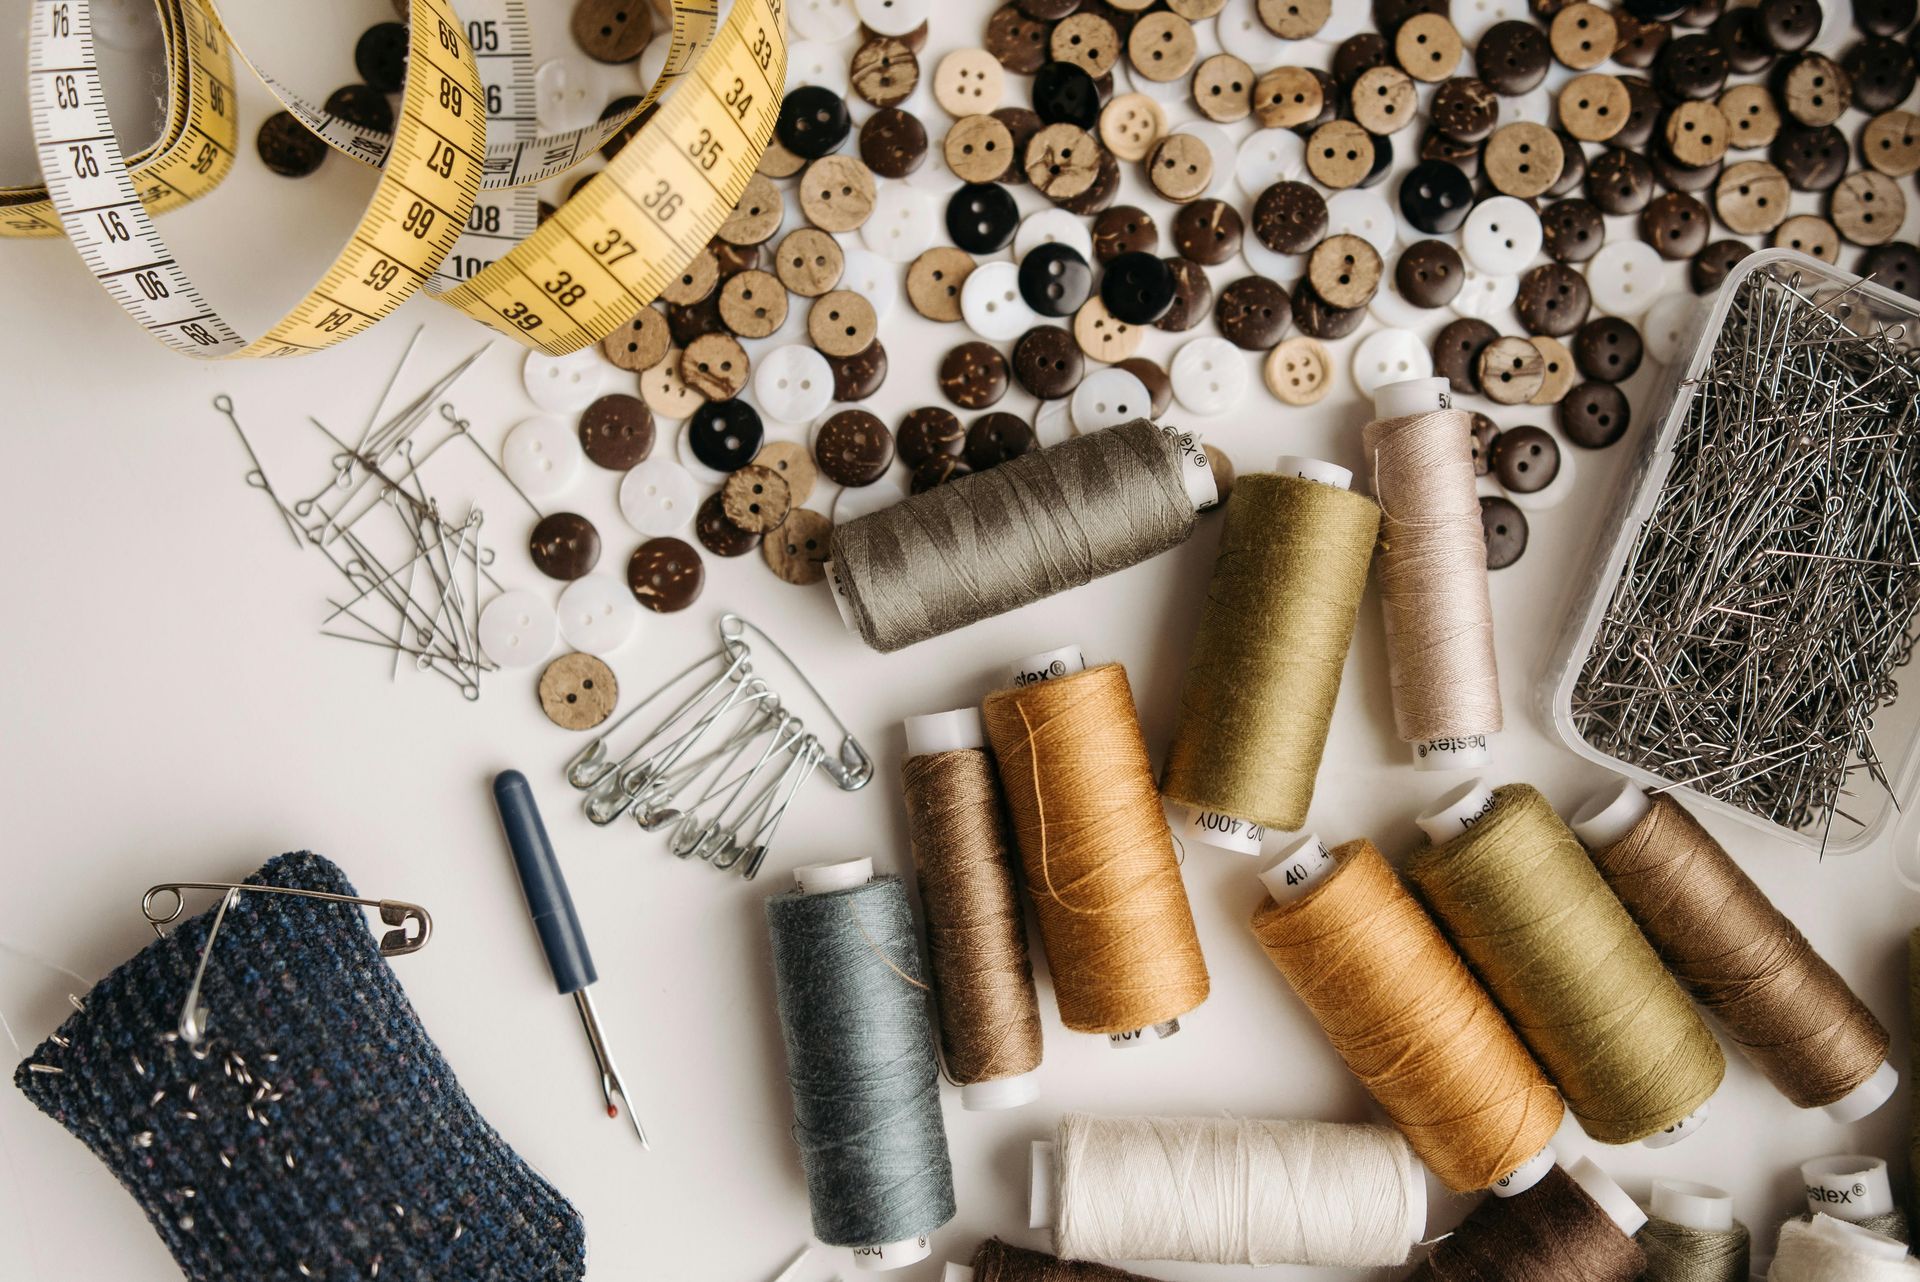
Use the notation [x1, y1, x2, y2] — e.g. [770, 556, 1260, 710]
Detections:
[1452, 0, 1531, 43]
[619, 459, 699, 536]
[838, 247, 900, 324]
[1136, 71, 1190, 104]
[556, 574, 640, 655]
[961, 261, 1039, 341]
[501, 417, 584, 502]
[1351, 328, 1434, 397]
[1505, 86, 1554, 128]
[1642, 292, 1696, 365]
[1449, 264, 1520, 319]
[786, 41, 848, 97]
[1462, 197, 1543, 276]
[1173, 122, 1235, 198]
[536, 60, 623, 134]
[1236, 127, 1306, 196]
[1015, 208, 1095, 264]
[1216, 0, 1286, 66]
[523, 348, 608, 414]
[1072, 369, 1154, 433]
[91, 0, 160, 49]
[1588, 241, 1664, 319]
[1327, 189, 1398, 259]
[855, 0, 931, 36]
[833, 470, 910, 524]
[754, 346, 835, 425]
[479, 591, 558, 670]
[1243, 234, 1306, 283]
[1034, 396, 1073, 446]
[791, 0, 860, 42]
[1170, 337, 1248, 416]
[862, 185, 935, 262]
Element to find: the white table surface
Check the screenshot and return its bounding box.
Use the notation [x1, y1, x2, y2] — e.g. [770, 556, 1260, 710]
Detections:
[3, 2, 1918, 1279]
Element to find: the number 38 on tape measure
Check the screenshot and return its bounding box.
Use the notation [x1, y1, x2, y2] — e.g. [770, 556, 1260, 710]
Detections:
[14, 0, 786, 359]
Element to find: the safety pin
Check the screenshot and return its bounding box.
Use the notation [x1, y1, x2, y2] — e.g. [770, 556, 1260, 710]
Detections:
[740, 736, 826, 880]
[212, 394, 303, 547]
[624, 688, 783, 829]
[720, 614, 872, 790]
[585, 669, 765, 821]
[567, 651, 748, 789]
[672, 714, 808, 858]
[142, 881, 431, 1044]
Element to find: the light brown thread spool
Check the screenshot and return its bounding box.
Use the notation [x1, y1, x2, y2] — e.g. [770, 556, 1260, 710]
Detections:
[981, 663, 1210, 1034]
[1408, 1162, 1647, 1282]
[1250, 837, 1563, 1192]
[1576, 786, 1893, 1114]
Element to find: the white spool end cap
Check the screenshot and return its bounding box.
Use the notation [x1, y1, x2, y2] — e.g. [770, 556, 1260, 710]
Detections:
[1009, 645, 1086, 687]
[1802, 1155, 1895, 1221]
[1652, 1179, 1734, 1232]
[1161, 427, 1219, 511]
[826, 561, 860, 633]
[1825, 1060, 1899, 1122]
[1257, 833, 1335, 903]
[794, 858, 873, 895]
[1374, 376, 1453, 419]
[943, 1266, 976, 1282]
[1569, 1158, 1647, 1238]
[1807, 1214, 1910, 1260]
[1416, 779, 1498, 845]
[1181, 806, 1267, 856]
[850, 1237, 931, 1271]
[1413, 735, 1493, 771]
[1491, 1145, 1557, 1197]
[1643, 1102, 1709, 1148]
[905, 709, 986, 756]
[1029, 1140, 1057, 1229]
[1275, 456, 1353, 490]
[960, 1071, 1040, 1111]
[1570, 779, 1652, 849]
[1402, 1153, 1429, 1246]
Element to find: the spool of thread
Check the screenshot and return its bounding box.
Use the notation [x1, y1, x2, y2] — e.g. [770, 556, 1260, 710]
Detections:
[1771, 1216, 1920, 1281]
[1573, 781, 1897, 1119]
[1029, 1113, 1424, 1268]
[954, 1238, 1169, 1282]
[827, 420, 1215, 653]
[1362, 378, 1502, 770]
[900, 707, 1043, 1111]
[1800, 1156, 1910, 1244]
[1408, 1159, 1647, 1281]
[763, 859, 955, 1270]
[982, 652, 1209, 1041]
[1248, 833, 1562, 1193]
[1160, 458, 1381, 851]
[1638, 1180, 1751, 1282]
[1405, 780, 1725, 1145]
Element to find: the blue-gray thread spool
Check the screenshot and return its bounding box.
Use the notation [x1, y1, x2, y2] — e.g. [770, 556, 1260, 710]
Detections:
[765, 869, 956, 1255]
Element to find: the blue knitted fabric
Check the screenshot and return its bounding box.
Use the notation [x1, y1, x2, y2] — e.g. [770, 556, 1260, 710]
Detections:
[14, 851, 586, 1282]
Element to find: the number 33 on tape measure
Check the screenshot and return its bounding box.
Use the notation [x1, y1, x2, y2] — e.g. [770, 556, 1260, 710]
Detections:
[17, 0, 786, 359]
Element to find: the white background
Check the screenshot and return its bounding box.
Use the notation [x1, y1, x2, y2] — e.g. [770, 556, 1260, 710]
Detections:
[3, 1, 1919, 1279]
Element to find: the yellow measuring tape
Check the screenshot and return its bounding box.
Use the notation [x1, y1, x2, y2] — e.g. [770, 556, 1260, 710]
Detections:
[16, 0, 785, 357]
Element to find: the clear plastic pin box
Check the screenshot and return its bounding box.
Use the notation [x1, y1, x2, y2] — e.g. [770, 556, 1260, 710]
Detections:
[1539, 249, 1920, 868]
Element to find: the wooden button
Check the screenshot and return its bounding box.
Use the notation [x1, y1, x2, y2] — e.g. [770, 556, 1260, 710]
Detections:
[572, 0, 653, 62]
[697, 492, 761, 557]
[680, 334, 750, 402]
[1192, 55, 1254, 124]
[808, 291, 879, 357]
[1099, 93, 1167, 161]
[800, 156, 877, 233]
[1558, 74, 1630, 142]
[628, 537, 704, 613]
[1782, 53, 1850, 128]
[1307, 233, 1382, 310]
[816, 409, 896, 486]
[1770, 213, 1839, 263]
[1128, 11, 1197, 82]
[764, 510, 833, 585]
[940, 341, 1011, 409]
[1395, 14, 1462, 82]
[1352, 65, 1418, 135]
[713, 270, 785, 340]
[1169, 0, 1225, 17]
[721, 464, 793, 533]
[1051, 13, 1121, 75]
[1478, 336, 1546, 405]
[908, 247, 975, 321]
[641, 347, 706, 419]
[1306, 120, 1374, 188]
[579, 393, 656, 470]
[759, 137, 806, 178]
[1026, 123, 1104, 199]
[754, 440, 818, 507]
[1484, 123, 1564, 199]
[1256, 0, 1330, 39]
[719, 173, 783, 245]
[1147, 133, 1212, 202]
[1664, 100, 1730, 166]
[1264, 336, 1332, 405]
[602, 307, 671, 371]
[776, 228, 844, 297]
[1832, 170, 1906, 247]
[1074, 295, 1143, 361]
[539, 653, 619, 731]
[1549, 3, 1616, 71]
[945, 113, 1017, 183]
[1528, 336, 1576, 405]
[987, 4, 1051, 74]
[1717, 83, 1781, 150]
[934, 48, 1006, 114]
[1714, 159, 1790, 234]
[1863, 110, 1920, 178]
[861, 107, 930, 178]
[660, 246, 720, 306]
[1253, 66, 1325, 129]
[531, 512, 602, 581]
[851, 36, 919, 106]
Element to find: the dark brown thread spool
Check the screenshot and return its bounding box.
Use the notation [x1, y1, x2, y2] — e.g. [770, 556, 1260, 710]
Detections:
[1407, 1161, 1646, 1282]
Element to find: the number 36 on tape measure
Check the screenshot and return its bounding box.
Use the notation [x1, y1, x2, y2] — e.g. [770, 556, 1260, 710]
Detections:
[16, 0, 786, 358]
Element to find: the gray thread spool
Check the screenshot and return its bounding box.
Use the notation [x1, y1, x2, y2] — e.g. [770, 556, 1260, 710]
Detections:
[764, 860, 955, 1269]
[826, 421, 1210, 653]
[1637, 1180, 1750, 1282]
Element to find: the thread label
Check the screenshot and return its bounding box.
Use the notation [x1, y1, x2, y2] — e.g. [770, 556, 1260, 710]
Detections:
[1009, 646, 1086, 687]
[1415, 735, 1490, 764]
[1805, 1183, 1868, 1207]
[1107, 1019, 1181, 1049]
[1448, 789, 1498, 833]
[1183, 807, 1266, 856]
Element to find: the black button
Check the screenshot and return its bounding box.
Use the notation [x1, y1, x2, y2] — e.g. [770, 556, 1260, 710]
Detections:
[1844, 36, 1917, 113]
[1033, 61, 1102, 127]
[946, 182, 1020, 253]
[1359, 130, 1394, 188]
[1155, 257, 1213, 332]
[687, 399, 765, 472]
[354, 23, 408, 94]
[1480, 496, 1530, 569]
[1861, 242, 1920, 298]
[1656, 33, 1729, 99]
[324, 84, 393, 133]
[1558, 381, 1632, 448]
[1399, 159, 1473, 234]
[1621, 0, 1689, 18]
[1100, 251, 1176, 325]
[777, 86, 852, 159]
[1019, 242, 1094, 316]
[1855, 0, 1918, 37]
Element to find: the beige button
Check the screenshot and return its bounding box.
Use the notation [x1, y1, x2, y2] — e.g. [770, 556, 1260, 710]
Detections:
[1718, 83, 1782, 151]
[1863, 110, 1920, 178]
[945, 113, 1017, 183]
[933, 48, 1006, 115]
[1395, 13, 1461, 82]
[1074, 296, 1143, 361]
[1783, 53, 1849, 128]
[1106, 0, 1156, 10]
[1549, 3, 1615, 70]
[1832, 170, 1906, 247]
[718, 269, 788, 339]
[1528, 336, 1575, 406]
[1253, 66, 1324, 129]
[602, 306, 671, 372]
[1025, 123, 1104, 199]
[1127, 12, 1197, 83]
[1191, 54, 1254, 124]
[1100, 93, 1167, 161]
[572, 0, 654, 63]
[1484, 122, 1564, 200]
[1771, 214, 1839, 264]
[775, 228, 844, 297]
[641, 347, 707, 419]
[1051, 13, 1120, 76]
[719, 173, 784, 245]
[1168, 0, 1225, 18]
[539, 653, 619, 731]
[907, 246, 975, 322]
[758, 137, 806, 178]
[1557, 73, 1629, 142]
[1147, 133, 1213, 202]
[1714, 160, 1789, 235]
[1664, 100, 1729, 166]
[851, 36, 919, 107]
[1307, 233, 1382, 309]
[799, 155, 877, 233]
[681, 333, 750, 401]
[809, 290, 879, 357]
[1306, 120, 1373, 189]
[1257, 0, 1329, 39]
[763, 509, 834, 585]
[659, 246, 720, 306]
[1264, 336, 1331, 405]
[721, 464, 793, 533]
[1478, 336, 1546, 405]
[1351, 65, 1417, 135]
[753, 440, 818, 508]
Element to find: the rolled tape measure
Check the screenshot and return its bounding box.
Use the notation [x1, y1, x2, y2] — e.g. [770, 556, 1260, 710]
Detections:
[15, 0, 786, 357]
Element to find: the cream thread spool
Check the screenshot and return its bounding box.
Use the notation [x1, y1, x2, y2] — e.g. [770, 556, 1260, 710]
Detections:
[1772, 1215, 1920, 1280]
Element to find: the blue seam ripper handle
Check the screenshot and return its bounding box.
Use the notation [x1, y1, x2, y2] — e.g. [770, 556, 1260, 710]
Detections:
[493, 769, 598, 995]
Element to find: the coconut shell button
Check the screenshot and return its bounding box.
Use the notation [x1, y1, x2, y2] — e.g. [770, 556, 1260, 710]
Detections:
[1052, 12, 1121, 74]
[945, 115, 1016, 185]
[679, 334, 749, 402]
[1253, 66, 1325, 129]
[1478, 336, 1547, 404]
[1074, 296, 1144, 360]
[1307, 121, 1375, 189]
[1484, 123, 1564, 199]
[993, 107, 1043, 182]
[1709, 7, 1772, 74]
[1265, 337, 1333, 404]
[1714, 160, 1790, 234]
[1171, 201, 1243, 266]
[1026, 124, 1104, 200]
[1469, 413, 1500, 475]
[721, 465, 793, 534]
[1558, 381, 1631, 448]
[626, 537, 704, 613]
[1549, 3, 1616, 68]
[1253, 182, 1328, 253]
[696, 493, 762, 557]
[1397, 239, 1465, 307]
[852, 36, 919, 106]
[1587, 148, 1655, 214]
[1292, 281, 1367, 340]
[1542, 198, 1605, 263]
[816, 409, 896, 485]
[539, 653, 620, 730]
[1558, 74, 1629, 142]
[1662, 100, 1728, 166]
[966, 412, 1038, 469]
[1831, 171, 1905, 246]
[829, 341, 890, 402]
[1861, 243, 1920, 298]
[578, 394, 656, 472]
[1614, 75, 1662, 148]
[940, 342, 1011, 409]
[1017, 242, 1094, 317]
[1193, 54, 1255, 123]
[800, 156, 877, 233]
[1480, 496, 1529, 569]
[666, 294, 727, 347]
[1397, 13, 1463, 80]
[912, 457, 974, 492]
[898, 406, 967, 465]
[1057, 147, 1122, 217]
[1115, 357, 1173, 416]
[1717, 83, 1781, 150]
[713, 271, 784, 341]
[765, 510, 834, 585]
[1332, 32, 1389, 88]
[1435, 317, 1499, 392]
[1756, 0, 1820, 50]
[1013, 325, 1086, 397]
[1100, 93, 1167, 161]
[934, 47, 1006, 114]
[778, 86, 853, 160]
[1641, 191, 1709, 261]
[572, 0, 653, 60]
[1529, 336, 1576, 405]
[1770, 213, 1839, 264]
[1516, 263, 1591, 336]
[908, 248, 975, 322]
[1155, 258, 1213, 332]
[1782, 53, 1851, 128]
[1770, 123, 1847, 191]
[531, 512, 603, 581]
[1101, 251, 1178, 324]
[776, 230, 844, 300]
[1432, 77, 1500, 142]
[1479, 20, 1550, 94]
[1147, 134, 1213, 202]
[1019, 0, 1079, 20]
[861, 107, 930, 178]
[354, 21, 408, 90]
[1258, 0, 1330, 37]
[1863, 111, 1920, 178]
[988, 4, 1052, 72]
[1307, 234, 1382, 310]
[1399, 159, 1473, 234]
[1690, 239, 1752, 293]
[1353, 65, 1418, 134]
[1215, 276, 1291, 349]
[1575, 316, 1644, 381]
[1128, 10, 1197, 80]
[947, 183, 1020, 253]
[720, 174, 784, 245]
[1613, 11, 1669, 68]
[808, 291, 879, 358]
[1855, 0, 1917, 36]
[256, 112, 328, 178]
[1492, 423, 1559, 492]
[602, 308, 671, 373]
[324, 82, 392, 135]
